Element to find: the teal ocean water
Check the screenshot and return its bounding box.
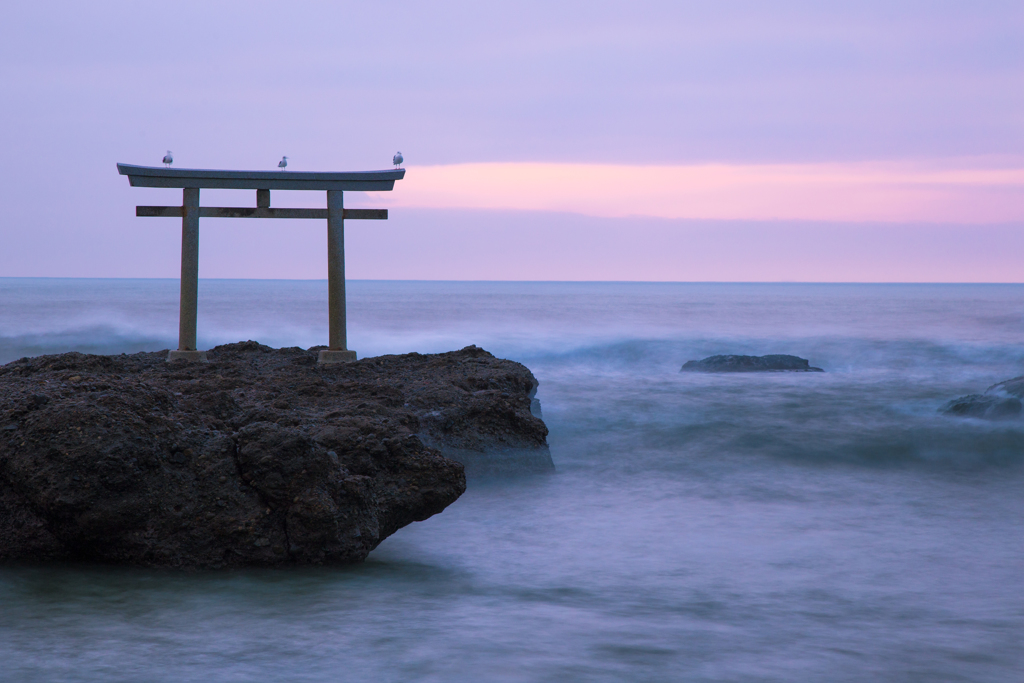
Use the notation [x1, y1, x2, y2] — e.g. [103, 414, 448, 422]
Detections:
[1, 279, 1023, 682]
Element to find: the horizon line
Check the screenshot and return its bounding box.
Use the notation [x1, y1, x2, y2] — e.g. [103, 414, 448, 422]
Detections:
[3, 277, 1023, 286]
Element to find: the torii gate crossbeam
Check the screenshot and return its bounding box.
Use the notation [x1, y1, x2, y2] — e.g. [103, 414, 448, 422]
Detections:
[117, 163, 405, 364]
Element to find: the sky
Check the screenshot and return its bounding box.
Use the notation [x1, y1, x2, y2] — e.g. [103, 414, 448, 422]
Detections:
[1, 1, 1022, 281]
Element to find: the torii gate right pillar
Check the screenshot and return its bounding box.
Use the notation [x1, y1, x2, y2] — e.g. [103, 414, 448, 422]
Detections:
[318, 189, 357, 364]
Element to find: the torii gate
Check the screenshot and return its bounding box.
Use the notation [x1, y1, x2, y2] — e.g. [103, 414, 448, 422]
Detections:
[117, 163, 404, 364]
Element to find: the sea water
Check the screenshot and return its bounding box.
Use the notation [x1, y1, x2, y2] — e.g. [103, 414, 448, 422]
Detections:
[0, 279, 1022, 682]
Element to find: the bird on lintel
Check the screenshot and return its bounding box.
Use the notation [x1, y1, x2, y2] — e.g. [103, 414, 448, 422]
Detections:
[393, 151, 403, 169]
[278, 156, 288, 170]
[162, 151, 173, 167]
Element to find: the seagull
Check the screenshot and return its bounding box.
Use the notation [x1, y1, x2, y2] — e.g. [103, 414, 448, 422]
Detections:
[393, 151, 403, 168]
[162, 151, 173, 167]
[278, 156, 288, 170]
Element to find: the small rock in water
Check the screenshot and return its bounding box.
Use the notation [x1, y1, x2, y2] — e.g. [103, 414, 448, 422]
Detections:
[680, 354, 823, 373]
[942, 394, 1022, 420]
[942, 374, 1024, 420]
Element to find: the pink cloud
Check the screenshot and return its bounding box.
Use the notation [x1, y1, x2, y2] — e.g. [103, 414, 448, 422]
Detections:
[381, 160, 1024, 223]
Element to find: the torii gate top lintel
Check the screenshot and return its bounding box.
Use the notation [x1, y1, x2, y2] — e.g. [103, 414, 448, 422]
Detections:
[117, 162, 405, 365]
[117, 163, 405, 191]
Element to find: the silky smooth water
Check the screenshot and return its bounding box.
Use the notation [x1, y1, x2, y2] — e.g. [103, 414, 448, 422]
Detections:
[1, 279, 1022, 682]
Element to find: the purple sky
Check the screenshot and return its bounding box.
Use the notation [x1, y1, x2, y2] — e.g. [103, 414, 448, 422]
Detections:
[1, 1, 1022, 281]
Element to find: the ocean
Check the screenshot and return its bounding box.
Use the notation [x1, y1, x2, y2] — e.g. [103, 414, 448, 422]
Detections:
[1, 279, 1022, 682]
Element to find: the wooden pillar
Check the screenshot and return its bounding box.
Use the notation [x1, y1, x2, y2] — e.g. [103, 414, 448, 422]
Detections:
[179, 187, 200, 351]
[319, 190, 356, 363]
[327, 190, 346, 349]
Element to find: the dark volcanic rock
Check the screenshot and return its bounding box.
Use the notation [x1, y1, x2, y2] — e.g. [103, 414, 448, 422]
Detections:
[988, 375, 1024, 399]
[0, 343, 550, 568]
[943, 375, 1024, 420]
[681, 354, 823, 373]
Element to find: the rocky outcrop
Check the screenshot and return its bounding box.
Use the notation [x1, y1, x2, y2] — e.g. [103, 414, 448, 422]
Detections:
[0, 342, 550, 568]
[943, 375, 1024, 420]
[681, 354, 823, 373]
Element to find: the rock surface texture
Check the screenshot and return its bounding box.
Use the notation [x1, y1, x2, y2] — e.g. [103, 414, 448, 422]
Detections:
[943, 375, 1024, 420]
[681, 354, 824, 373]
[0, 343, 550, 568]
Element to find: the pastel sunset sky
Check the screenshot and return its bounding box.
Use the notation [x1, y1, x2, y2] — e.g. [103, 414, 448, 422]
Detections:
[1, 1, 1022, 281]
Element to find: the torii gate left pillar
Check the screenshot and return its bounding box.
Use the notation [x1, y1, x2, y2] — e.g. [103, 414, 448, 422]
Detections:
[117, 163, 405, 364]
[179, 187, 200, 355]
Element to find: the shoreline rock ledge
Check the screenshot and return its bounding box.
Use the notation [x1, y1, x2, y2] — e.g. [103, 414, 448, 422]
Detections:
[0, 342, 551, 568]
[681, 354, 823, 373]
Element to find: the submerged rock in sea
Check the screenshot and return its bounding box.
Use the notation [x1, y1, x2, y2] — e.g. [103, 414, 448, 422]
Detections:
[0, 342, 550, 568]
[943, 375, 1024, 420]
[680, 354, 824, 373]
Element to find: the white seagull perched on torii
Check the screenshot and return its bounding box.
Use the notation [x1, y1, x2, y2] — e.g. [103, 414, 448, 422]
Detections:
[278, 156, 288, 170]
[393, 151, 403, 169]
[162, 151, 173, 167]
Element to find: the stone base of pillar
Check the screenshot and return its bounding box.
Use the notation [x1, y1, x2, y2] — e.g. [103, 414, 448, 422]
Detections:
[318, 349, 357, 364]
[167, 350, 209, 363]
